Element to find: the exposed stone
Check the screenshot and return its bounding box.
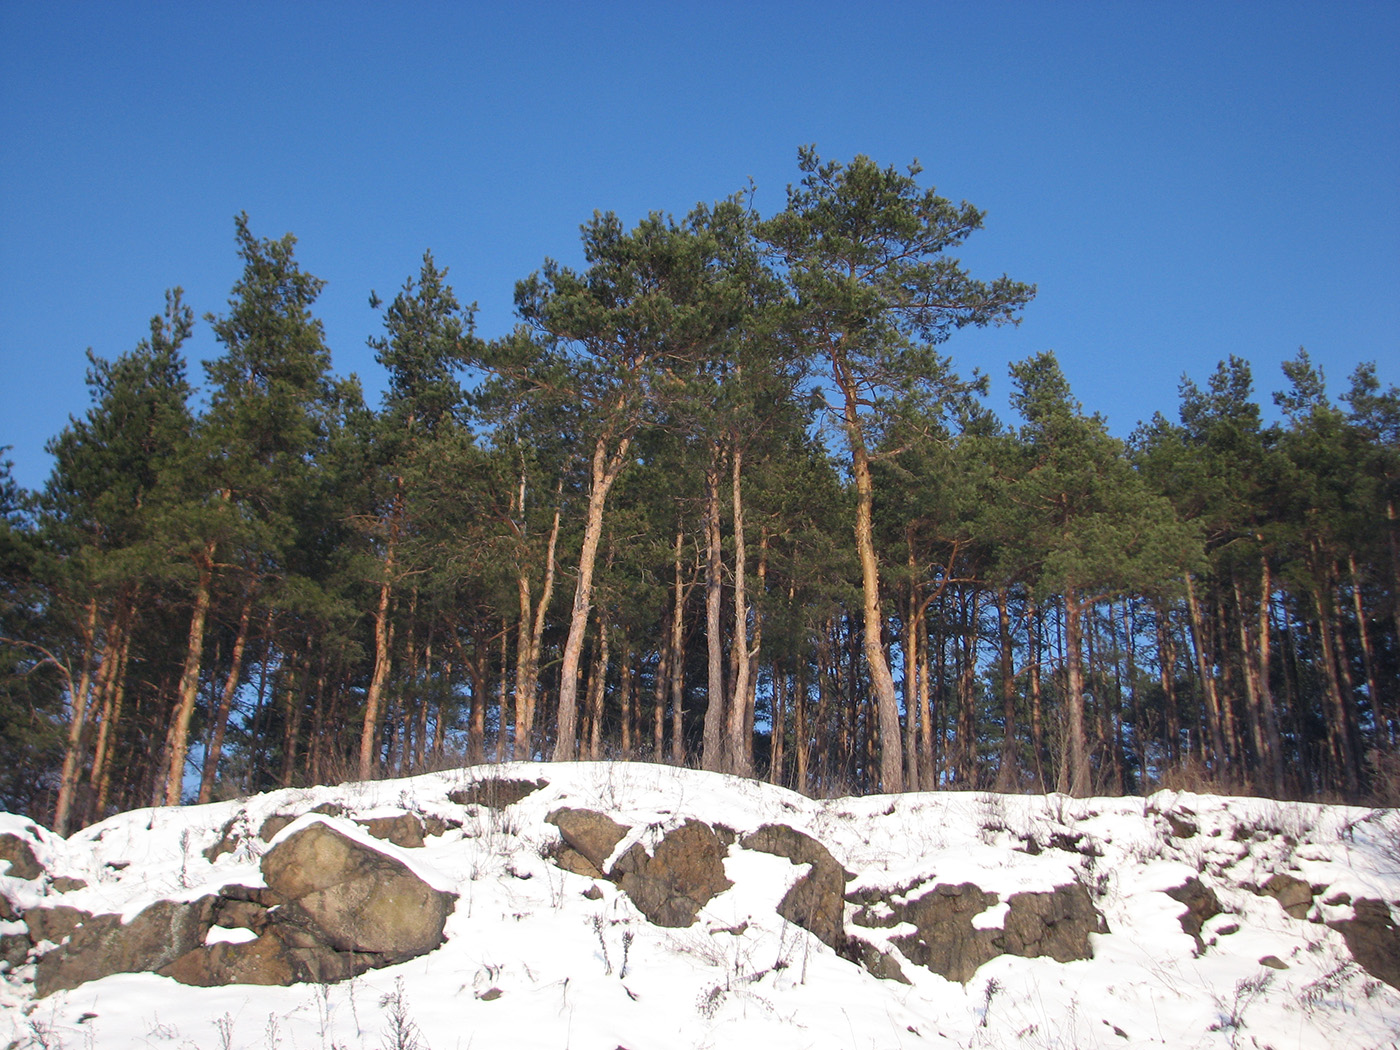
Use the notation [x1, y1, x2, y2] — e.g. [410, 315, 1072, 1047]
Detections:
[554, 847, 606, 879]
[742, 824, 851, 950]
[0, 895, 16, 922]
[356, 812, 426, 849]
[1166, 877, 1222, 951]
[261, 821, 455, 959]
[1000, 884, 1106, 962]
[1163, 812, 1199, 839]
[886, 882, 1000, 983]
[1261, 873, 1313, 919]
[259, 813, 298, 842]
[845, 936, 911, 984]
[0, 833, 43, 880]
[615, 821, 732, 928]
[204, 816, 243, 861]
[1330, 898, 1400, 990]
[0, 931, 29, 967]
[49, 876, 87, 893]
[860, 880, 1104, 984]
[25, 905, 91, 945]
[35, 896, 217, 996]
[547, 808, 628, 872]
[450, 778, 548, 809]
[1259, 955, 1289, 969]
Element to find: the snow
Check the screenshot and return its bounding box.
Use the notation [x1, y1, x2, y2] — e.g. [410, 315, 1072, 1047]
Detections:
[2, 761, 1398, 1049]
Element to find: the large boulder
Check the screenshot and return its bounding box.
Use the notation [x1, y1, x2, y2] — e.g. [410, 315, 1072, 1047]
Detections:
[35, 820, 456, 995]
[259, 821, 455, 959]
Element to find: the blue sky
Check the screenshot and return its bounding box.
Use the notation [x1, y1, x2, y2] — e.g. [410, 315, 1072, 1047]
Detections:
[2, 1, 1396, 492]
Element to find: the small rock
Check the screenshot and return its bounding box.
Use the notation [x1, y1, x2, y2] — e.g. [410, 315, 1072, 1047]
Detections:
[547, 809, 628, 873]
[0, 833, 44, 881]
[450, 778, 548, 809]
[1259, 955, 1289, 969]
[49, 876, 87, 893]
[583, 884, 604, 900]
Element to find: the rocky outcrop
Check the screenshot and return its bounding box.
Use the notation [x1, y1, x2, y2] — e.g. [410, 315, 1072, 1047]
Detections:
[613, 820, 733, 928]
[852, 880, 1105, 983]
[1331, 898, 1400, 991]
[545, 810, 732, 927]
[742, 824, 851, 950]
[36, 897, 217, 995]
[34, 820, 456, 995]
[1260, 872, 1314, 919]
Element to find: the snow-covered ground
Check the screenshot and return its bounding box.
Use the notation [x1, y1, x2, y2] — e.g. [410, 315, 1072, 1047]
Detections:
[2, 762, 1399, 1049]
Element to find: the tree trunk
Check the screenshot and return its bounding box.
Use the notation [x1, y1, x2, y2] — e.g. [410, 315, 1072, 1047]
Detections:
[726, 442, 755, 776]
[554, 433, 630, 761]
[994, 588, 1018, 792]
[1184, 574, 1228, 775]
[165, 539, 216, 807]
[515, 500, 561, 760]
[669, 527, 688, 765]
[197, 591, 253, 804]
[1064, 590, 1091, 797]
[359, 496, 400, 780]
[702, 445, 726, 771]
[835, 355, 903, 794]
[53, 598, 100, 834]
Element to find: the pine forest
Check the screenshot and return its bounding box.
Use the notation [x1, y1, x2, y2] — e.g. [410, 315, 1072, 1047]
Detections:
[3, 150, 1398, 834]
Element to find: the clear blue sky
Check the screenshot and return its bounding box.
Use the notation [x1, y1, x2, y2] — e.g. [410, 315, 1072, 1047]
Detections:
[2, 1, 1396, 492]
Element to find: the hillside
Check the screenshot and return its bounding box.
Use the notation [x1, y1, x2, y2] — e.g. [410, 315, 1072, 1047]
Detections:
[2, 763, 1399, 1049]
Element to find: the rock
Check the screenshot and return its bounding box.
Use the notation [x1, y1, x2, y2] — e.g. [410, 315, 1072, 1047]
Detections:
[742, 824, 851, 950]
[615, 821, 732, 928]
[1000, 884, 1106, 962]
[259, 813, 298, 842]
[1166, 878, 1222, 951]
[0, 895, 16, 922]
[25, 905, 91, 945]
[0, 833, 43, 880]
[885, 882, 1000, 983]
[450, 778, 548, 809]
[261, 821, 455, 960]
[1330, 898, 1400, 990]
[547, 809, 628, 873]
[161, 930, 298, 987]
[0, 931, 29, 967]
[49, 876, 87, 893]
[35, 896, 217, 996]
[204, 816, 243, 861]
[1259, 955, 1289, 969]
[858, 880, 1105, 984]
[845, 936, 911, 984]
[1261, 873, 1313, 919]
[356, 812, 426, 849]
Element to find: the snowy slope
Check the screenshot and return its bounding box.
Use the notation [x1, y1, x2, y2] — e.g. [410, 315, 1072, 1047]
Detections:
[2, 762, 1398, 1050]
